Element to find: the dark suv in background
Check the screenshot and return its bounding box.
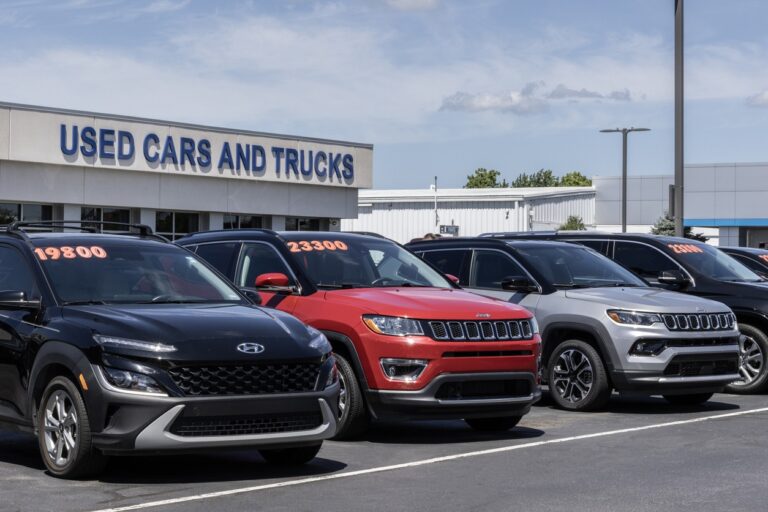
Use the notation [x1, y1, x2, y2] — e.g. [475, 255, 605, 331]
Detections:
[0, 222, 338, 478]
[481, 232, 768, 393]
[720, 247, 768, 280]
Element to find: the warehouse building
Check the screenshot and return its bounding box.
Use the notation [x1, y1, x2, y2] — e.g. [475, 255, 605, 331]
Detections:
[341, 186, 595, 243]
[0, 102, 373, 238]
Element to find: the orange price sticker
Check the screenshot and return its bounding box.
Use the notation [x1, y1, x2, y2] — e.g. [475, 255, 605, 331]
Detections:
[287, 240, 348, 253]
[35, 246, 108, 261]
[759, 255, 768, 263]
[667, 244, 704, 255]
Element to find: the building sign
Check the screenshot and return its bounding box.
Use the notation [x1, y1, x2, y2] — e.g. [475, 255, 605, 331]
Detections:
[440, 224, 459, 236]
[0, 105, 373, 189]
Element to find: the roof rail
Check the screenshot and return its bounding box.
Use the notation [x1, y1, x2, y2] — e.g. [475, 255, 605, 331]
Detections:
[177, 228, 280, 241]
[5, 220, 168, 242]
[479, 231, 558, 238]
[344, 231, 391, 240]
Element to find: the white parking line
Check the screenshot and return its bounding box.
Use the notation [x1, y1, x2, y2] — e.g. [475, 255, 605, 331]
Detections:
[91, 406, 768, 512]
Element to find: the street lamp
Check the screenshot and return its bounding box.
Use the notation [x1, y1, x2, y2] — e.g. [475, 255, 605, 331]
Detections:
[600, 127, 651, 233]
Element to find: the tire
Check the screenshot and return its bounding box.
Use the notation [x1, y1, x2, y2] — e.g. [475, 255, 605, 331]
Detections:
[663, 393, 714, 405]
[725, 323, 768, 394]
[259, 443, 322, 465]
[464, 416, 521, 432]
[332, 353, 369, 440]
[547, 340, 611, 411]
[37, 376, 107, 479]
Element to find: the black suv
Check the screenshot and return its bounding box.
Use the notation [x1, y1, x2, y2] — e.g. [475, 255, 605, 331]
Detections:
[0, 221, 338, 478]
[720, 247, 768, 280]
[481, 231, 768, 393]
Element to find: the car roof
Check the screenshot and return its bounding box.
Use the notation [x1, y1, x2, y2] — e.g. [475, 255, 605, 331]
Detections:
[177, 229, 391, 245]
[722, 246, 768, 254]
[482, 231, 698, 245]
[406, 237, 584, 250]
[25, 233, 174, 247]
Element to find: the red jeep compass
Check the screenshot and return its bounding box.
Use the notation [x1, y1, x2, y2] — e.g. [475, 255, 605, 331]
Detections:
[177, 231, 541, 438]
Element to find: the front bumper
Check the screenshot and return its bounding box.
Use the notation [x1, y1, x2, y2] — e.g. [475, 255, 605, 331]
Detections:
[87, 366, 339, 454]
[365, 372, 541, 420]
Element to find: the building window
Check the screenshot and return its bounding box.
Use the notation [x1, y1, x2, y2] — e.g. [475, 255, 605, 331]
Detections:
[0, 203, 53, 228]
[224, 214, 264, 230]
[285, 217, 322, 231]
[156, 211, 199, 240]
[81, 207, 131, 232]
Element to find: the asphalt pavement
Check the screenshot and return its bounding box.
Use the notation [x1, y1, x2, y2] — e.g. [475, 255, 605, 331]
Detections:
[2, 392, 767, 512]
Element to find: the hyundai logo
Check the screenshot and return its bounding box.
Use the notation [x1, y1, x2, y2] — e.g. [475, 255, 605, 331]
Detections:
[237, 343, 265, 354]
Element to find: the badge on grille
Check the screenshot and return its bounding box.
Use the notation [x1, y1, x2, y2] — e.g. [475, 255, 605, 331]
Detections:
[237, 343, 265, 354]
[476, 313, 491, 318]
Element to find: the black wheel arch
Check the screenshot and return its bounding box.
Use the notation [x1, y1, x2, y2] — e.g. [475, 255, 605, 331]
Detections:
[541, 322, 617, 376]
[27, 341, 92, 423]
[320, 330, 370, 392]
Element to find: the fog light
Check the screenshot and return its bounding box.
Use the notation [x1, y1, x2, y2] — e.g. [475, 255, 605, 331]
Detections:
[380, 358, 428, 382]
[102, 367, 166, 395]
[630, 340, 667, 356]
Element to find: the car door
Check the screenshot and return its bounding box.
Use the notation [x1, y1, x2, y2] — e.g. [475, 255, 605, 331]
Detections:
[417, 248, 471, 285]
[467, 249, 541, 313]
[236, 242, 301, 312]
[192, 242, 241, 281]
[0, 244, 41, 416]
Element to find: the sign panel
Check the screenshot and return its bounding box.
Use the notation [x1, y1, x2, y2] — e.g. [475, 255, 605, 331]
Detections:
[440, 225, 459, 236]
[5, 106, 373, 189]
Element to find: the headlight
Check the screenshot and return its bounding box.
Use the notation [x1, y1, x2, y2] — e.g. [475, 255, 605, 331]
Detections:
[607, 310, 662, 326]
[363, 315, 424, 336]
[102, 367, 166, 395]
[529, 317, 539, 334]
[307, 326, 332, 353]
[94, 335, 176, 353]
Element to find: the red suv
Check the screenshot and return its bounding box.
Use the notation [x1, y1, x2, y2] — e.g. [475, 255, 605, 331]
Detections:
[177, 231, 541, 438]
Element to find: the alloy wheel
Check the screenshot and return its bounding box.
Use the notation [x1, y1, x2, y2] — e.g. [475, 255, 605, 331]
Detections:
[43, 390, 78, 467]
[736, 335, 764, 386]
[337, 371, 347, 419]
[552, 349, 594, 403]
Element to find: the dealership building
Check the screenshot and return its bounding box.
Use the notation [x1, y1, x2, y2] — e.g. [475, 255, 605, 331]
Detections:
[0, 103, 373, 238]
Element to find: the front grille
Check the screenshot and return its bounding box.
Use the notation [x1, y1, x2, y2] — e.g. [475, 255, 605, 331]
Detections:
[663, 354, 739, 377]
[435, 379, 531, 400]
[170, 412, 323, 437]
[426, 320, 535, 341]
[662, 312, 736, 332]
[167, 363, 320, 396]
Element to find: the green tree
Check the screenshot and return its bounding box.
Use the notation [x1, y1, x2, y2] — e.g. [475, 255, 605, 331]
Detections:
[651, 212, 708, 242]
[464, 168, 508, 188]
[511, 169, 560, 188]
[559, 171, 592, 187]
[559, 215, 586, 231]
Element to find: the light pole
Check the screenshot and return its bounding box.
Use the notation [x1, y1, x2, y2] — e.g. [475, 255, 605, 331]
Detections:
[600, 127, 651, 233]
[674, 0, 684, 237]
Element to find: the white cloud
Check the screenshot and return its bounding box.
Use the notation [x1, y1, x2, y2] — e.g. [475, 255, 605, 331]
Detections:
[385, 0, 438, 11]
[440, 84, 548, 115]
[747, 90, 768, 107]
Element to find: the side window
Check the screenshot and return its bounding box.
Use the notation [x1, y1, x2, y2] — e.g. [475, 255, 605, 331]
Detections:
[471, 250, 528, 289]
[613, 242, 680, 280]
[0, 246, 38, 299]
[194, 243, 240, 280]
[574, 240, 610, 255]
[238, 243, 295, 288]
[420, 249, 471, 285]
[731, 254, 768, 275]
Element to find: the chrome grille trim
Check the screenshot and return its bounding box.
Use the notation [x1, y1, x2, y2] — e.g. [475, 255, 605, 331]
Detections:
[423, 320, 536, 341]
[663, 312, 736, 331]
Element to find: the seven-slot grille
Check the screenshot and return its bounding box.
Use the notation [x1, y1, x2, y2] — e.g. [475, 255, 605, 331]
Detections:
[167, 363, 320, 396]
[662, 312, 736, 332]
[426, 320, 534, 341]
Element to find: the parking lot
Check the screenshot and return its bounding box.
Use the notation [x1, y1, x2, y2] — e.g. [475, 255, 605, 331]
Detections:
[2, 391, 766, 512]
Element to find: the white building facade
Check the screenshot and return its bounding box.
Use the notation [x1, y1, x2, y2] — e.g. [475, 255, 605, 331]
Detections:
[341, 187, 595, 243]
[0, 103, 373, 238]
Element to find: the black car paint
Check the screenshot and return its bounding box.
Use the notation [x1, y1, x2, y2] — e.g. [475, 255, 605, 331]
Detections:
[0, 233, 336, 449]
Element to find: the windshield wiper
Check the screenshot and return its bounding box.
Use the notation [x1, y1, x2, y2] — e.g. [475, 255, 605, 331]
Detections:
[590, 282, 639, 288]
[62, 300, 108, 306]
[315, 283, 359, 289]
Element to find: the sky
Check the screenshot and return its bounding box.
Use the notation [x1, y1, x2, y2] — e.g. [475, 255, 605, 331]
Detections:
[1, 0, 768, 189]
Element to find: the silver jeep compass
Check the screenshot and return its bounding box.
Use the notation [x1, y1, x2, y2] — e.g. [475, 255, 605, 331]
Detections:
[408, 238, 741, 411]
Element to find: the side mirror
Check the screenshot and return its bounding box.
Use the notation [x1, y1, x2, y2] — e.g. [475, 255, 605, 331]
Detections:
[239, 288, 262, 305]
[657, 269, 690, 288]
[0, 290, 41, 309]
[254, 272, 294, 292]
[445, 274, 460, 285]
[500, 277, 538, 292]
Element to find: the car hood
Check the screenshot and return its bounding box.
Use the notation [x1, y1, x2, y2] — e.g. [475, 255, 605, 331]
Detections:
[62, 303, 323, 363]
[563, 287, 730, 313]
[324, 287, 532, 320]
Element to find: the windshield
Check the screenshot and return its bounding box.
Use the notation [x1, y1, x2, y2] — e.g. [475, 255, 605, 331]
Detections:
[514, 244, 646, 289]
[34, 241, 242, 304]
[283, 236, 453, 289]
[666, 242, 763, 282]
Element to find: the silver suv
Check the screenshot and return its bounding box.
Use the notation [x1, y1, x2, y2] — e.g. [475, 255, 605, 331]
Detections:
[407, 238, 741, 411]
